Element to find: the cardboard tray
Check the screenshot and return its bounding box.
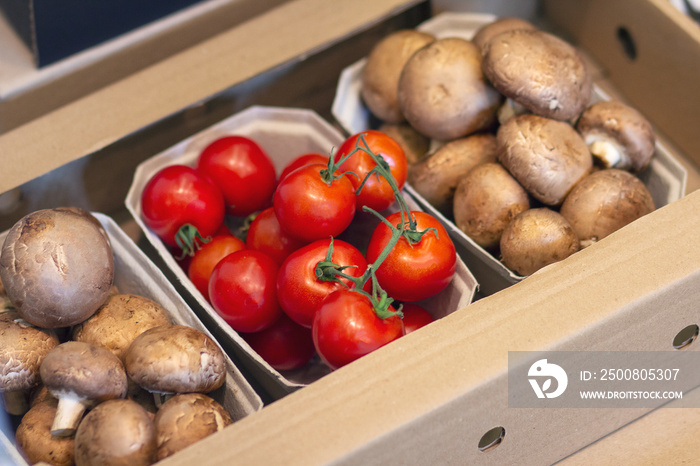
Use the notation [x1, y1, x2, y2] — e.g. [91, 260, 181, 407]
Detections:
[0, 212, 263, 466]
[331, 11, 689, 296]
[125, 105, 478, 399]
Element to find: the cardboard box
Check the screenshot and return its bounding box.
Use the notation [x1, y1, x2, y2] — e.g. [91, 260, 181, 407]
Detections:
[331, 11, 689, 295]
[124, 105, 478, 399]
[0, 212, 263, 465]
[0, 0, 698, 464]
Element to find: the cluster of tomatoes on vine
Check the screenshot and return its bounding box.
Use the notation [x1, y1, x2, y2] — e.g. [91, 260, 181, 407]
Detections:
[140, 129, 457, 371]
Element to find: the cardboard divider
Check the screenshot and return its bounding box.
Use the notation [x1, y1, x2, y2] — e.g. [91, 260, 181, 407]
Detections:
[331, 11, 688, 296]
[125, 105, 478, 399]
[0, 212, 263, 465]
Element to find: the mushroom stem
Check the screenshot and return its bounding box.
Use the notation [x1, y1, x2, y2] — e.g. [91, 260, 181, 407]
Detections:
[497, 98, 529, 124]
[588, 138, 624, 168]
[2, 390, 29, 416]
[152, 392, 173, 409]
[51, 393, 89, 437]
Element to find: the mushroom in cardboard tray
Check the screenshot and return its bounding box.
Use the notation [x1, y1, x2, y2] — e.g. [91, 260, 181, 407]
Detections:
[471, 16, 538, 51]
[154, 393, 233, 461]
[124, 325, 226, 406]
[497, 114, 593, 206]
[453, 162, 531, 251]
[15, 398, 75, 466]
[40, 341, 128, 437]
[0, 310, 59, 416]
[560, 169, 656, 248]
[378, 122, 431, 165]
[0, 207, 115, 329]
[361, 29, 436, 123]
[576, 100, 657, 173]
[74, 398, 157, 466]
[481, 28, 592, 123]
[72, 293, 172, 361]
[408, 133, 499, 216]
[500, 208, 580, 277]
[397, 37, 502, 141]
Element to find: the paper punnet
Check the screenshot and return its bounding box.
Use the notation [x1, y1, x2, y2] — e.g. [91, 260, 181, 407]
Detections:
[331, 11, 688, 296]
[125, 105, 478, 398]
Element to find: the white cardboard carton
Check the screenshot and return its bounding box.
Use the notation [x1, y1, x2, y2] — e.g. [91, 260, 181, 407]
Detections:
[125, 105, 478, 398]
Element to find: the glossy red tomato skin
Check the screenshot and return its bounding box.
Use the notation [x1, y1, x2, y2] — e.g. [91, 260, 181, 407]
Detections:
[140, 164, 225, 249]
[401, 303, 435, 334]
[366, 211, 457, 302]
[333, 130, 408, 212]
[246, 207, 308, 266]
[196, 135, 277, 217]
[188, 235, 246, 302]
[241, 313, 315, 371]
[312, 290, 403, 370]
[277, 238, 368, 328]
[279, 153, 329, 181]
[209, 250, 282, 333]
[273, 163, 356, 242]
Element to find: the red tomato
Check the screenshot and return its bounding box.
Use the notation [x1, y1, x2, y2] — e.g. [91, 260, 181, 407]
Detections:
[277, 238, 367, 328]
[273, 163, 356, 242]
[333, 130, 408, 212]
[188, 235, 246, 302]
[209, 250, 282, 333]
[312, 289, 403, 370]
[366, 211, 457, 302]
[401, 303, 435, 334]
[279, 153, 329, 181]
[196, 135, 277, 217]
[246, 207, 307, 265]
[241, 313, 315, 371]
[140, 164, 225, 253]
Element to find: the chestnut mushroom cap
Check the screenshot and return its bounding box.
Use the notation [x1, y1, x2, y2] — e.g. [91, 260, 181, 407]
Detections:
[408, 133, 499, 216]
[72, 293, 172, 361]
[482, 29, 592, 122]
[576, 100, 656, 173]
[361, 29, 436, 123]
[39, 341, 128, 437]
[453, 162, 531, 250]
[154, 393, 233, 461]
[124, 325, 226, 398]
[500, 208, 580, 276]
[559, 168, 656, 248]
[74, 398, 157, 466]
[472, 16, 538, 51]
[497, 114, 593, 206]
[398, 37, 502, 140]
[15, 398, 75, 466]
[378, 122, 431, 165]
[0, 310, 59, 415]
[0, 208, 115, 328]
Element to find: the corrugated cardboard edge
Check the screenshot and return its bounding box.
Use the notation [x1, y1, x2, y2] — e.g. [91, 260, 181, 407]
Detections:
[158, 189, 700, 465]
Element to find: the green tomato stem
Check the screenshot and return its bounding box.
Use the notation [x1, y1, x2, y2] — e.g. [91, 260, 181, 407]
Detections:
[174, 224, 211, 259]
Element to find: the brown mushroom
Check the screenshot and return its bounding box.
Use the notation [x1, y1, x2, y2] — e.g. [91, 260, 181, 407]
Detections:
[361, 29, 436, 123]
[40, 341, 128, 437]
[482, 29, 592, 122]
[500, 208, 580, 276]
[453, 162, 531, 250]
[74, 398, 157, 466]
[0, 311, 59, 415]
[472, 16, 538, 51]
[72, 293, 172, 361]
[398, 37, 502, 140]
[408, 133, 499, 216]
[154, 393, 233, 461]
[15, 398, 75, 466]
[497, 114, 593, 206]
[0, 208, 115, 328]
[124, 325, 226, 405]
[378, 122, 431, 165]
[559, 168, 656, 248]
[576, 100, 656, 173]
